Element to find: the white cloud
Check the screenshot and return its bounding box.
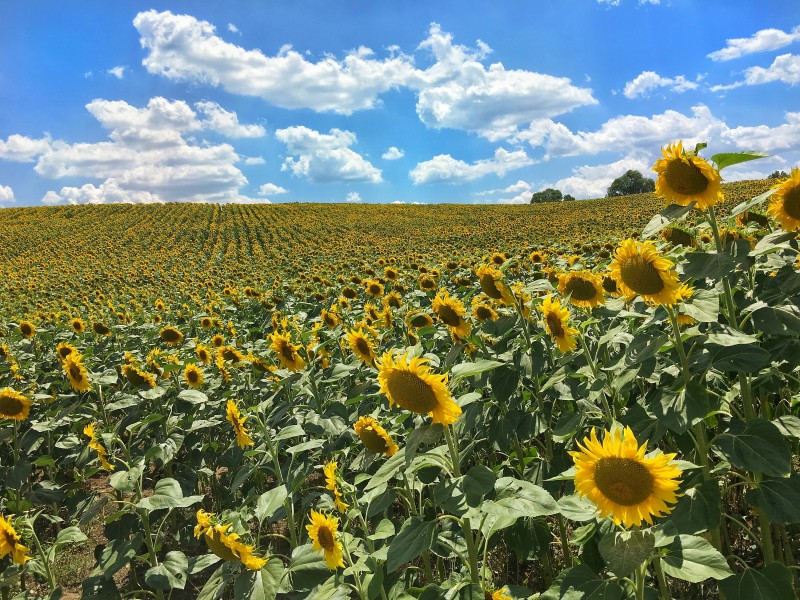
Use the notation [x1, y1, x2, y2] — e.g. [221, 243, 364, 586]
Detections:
[275, 126, 382, 183]
[721, 111, 800, 152]
[345, 191, 362, 203]
[0, 134, 52, 162]
[227, 23, 239, 33]
[410, 147, 534, 184]
[108, 66, 126, 79]
[623, 71, 698, 98]
[0, 185, 15, 204]
[474, 180, 532, 196]
[42, 180, 163, 205]
[546, 156, 652, 199]
[258, 183, 287, 196]
[382, 146, 405, 160]
[712, 53, 800, 91]
[195, 101, 265, 137]
[243, 156, 266, 165]
[708, 27, 800, 61]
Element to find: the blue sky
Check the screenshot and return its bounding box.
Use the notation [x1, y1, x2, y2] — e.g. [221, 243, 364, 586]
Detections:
[0, 1, 798, 206]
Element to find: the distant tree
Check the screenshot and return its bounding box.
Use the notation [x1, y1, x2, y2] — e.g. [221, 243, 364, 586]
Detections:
[563, 194, 576, 202]
[606, 170, 656, 197]
[530, 188, 563, 204]
[768, 170, 788, 180]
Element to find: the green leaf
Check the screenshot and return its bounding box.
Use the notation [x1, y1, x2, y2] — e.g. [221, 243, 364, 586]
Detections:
[541, 564, 625, 600]
[273, 424, 306, 442]
[234, 560, 283, 600]
[598, 529, 655, 577]
[718, 563, 796, 600]
[730, 186, 778, 217]
[187, 554, 220, 575]
[681, 289, 720, 323]
[288, 544, 330, 591]
[144, 551, 188, 590]
[772, 415, 800, 439]
[450, 359, 504, 382]
[751, 305, 800, 336]
[98, 534, 142, 579]
[479, 477, 559, 525]
[661, 480, 721, 536]
[55, 526, 88, 546]
[746, 473, 800, 524]
[713, 419, 791, 477]
[752, 230, 798, 256]
[405, 423, 443, 466]
[490, 365, 520, 404]
[177, 389, 208, 405]
[710, 344, 771, 373]
[109, 466, 142, 493]
[711, 151, 770, 171]
[196, 565, 226, 600]
[661, 534, 733, 583]
[256, 486, 288, 523]
[386, 516, 436, 572]
[557, 494, 599, 522]
[463, 465, 496, 507]
[649, 380, 710, 434]
[642, 203, 695, 240]
[365, 449, 405, 491]
[369, 519, 395, 541]
[683, 251, 735, 280]
[136, 478, 204, 511]
[418, 585, 448, 600]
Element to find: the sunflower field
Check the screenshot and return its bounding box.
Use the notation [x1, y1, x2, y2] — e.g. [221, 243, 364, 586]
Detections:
[0, 147, 799, 600]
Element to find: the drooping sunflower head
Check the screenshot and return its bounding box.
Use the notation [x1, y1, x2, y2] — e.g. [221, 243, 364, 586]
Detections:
[220, 345, 245, 363]
[652, 141, 722, 210]
[406, 311, 434, 330]
[354, 415, 399, 457]
[570, 426, 682, 528]
[0, 388, 32, 421]
[347, 328, 377, 365]
[92, 321, 111, 336]
[377, 350, 461, 426]
[767, 167, 800, 232]
[306, 510, 345, 570]
[122, 364, 156, 388]
[476, 265, 515, 305]
[472, 297, 499, 322]
[321, 308, 340, 329]
[194, 510, 267, 571]
[539, 295, 578, 353]
[432, 289, 472, 338]
[226, 399, 255, 448]
[0, 514, 30, 565]
[196, 344, 212, 365]
[184, 363, 204, 389]
[557, 271, 605, 309]
[159, 326, 184, 346]
[609, 239, 681, 306]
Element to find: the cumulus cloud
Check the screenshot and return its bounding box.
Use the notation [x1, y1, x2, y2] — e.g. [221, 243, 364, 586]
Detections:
[545, 156, 652, 199]
[382, 146, 405, 160]
[410, 147, 534, 184]
[275, 126, 382, 183]
[708, 26, 800, 61]
[227, 23, 239, 33]
[0, 185, 15, 204]
[712, 53, 800, 91]
[475, 179, 532, 196]
[195, 101, 265, 137]
[0, 134, 52, 162]
[258, 183, 287, 196]
[720, 111, 800, 152]
[107, 66, 126, 79]
[242, 156, 266, 165]
[623, 71, 698, 98]
[345, 191, 362, 203]
[41, 180, 162, 205]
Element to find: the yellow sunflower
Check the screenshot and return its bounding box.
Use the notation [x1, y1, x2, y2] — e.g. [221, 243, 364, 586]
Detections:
[570, 426, 682, 528]
[472, 297, 499, 322]
[270, 332, 306, 372]
[609, 239, 681, 306]
[539, 295, 578, 353]
[346, 328, 377, 366]
[558, 270, 605, 309]
[365, 280, 385, 299]
[194, 510, 268, 571]
[354, 416, 399, 457]
[121, 364, 156, 388]
[56, 341, 78, 362]
[159, 326, 184, 346]
[93, 321, 111, 336]
[489, 588, 512, 600]
[652, 141, 722, 210]
[184, 363, 204, 389]
[322, 461, 349, 513]
[226, 400, 255, 449]
[195, 344, 212, 365]
[83, 422, 115, 471]
[70, 318, 86, 334]
[306, 510, 345, 570]
[767, 167, 800, 231]
[321, 308, 340, 329]
[211, 334, 225, 349]
[377, 350, 461, 426]
[432, 289, 472, 338]
[220, 345, 245, 363]
[19, 321, 35, 339]
[64, 354, 91, 393]
[405, 311, 434, 330]
[0, 388, 32, 421]
[0, 514, 30, 565]
[476, 265, 515, 305]
[199, 316, 214, 329]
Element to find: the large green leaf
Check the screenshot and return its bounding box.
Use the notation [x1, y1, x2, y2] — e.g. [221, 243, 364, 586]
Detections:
[746, 473, 800, 524]
[713, 419, 791, 477]
[478, 477, 559, 526]
[642, 203, 695, 240]
[386, 516, 436, 572]
[256, 486, 288, 523]
[730, 186, 778, 217]
[661, 480, 721, 536]
[450, 359, 504, 382]
[711, 151, 770, 171]
[463, 464, 496, 507]
[718, 563, 796, 600]
[136, 478, 204, 511]
[661, 535, 733, 583]
[145, 551, 188, 590]
[541, 564, 625, 600]
[598, 530, 655, 577]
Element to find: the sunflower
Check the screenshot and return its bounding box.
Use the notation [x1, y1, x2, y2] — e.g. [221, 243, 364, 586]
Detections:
[321, 308, 340, 329]
[558, 271, 605, 309]
[194, 510, 268, 571]
[354, 416, 398, 457]
[184, 364, 204, 389]
[405, 311, 434, 330]
[83, 422, 114, 471]
[270, 332, 306, 372]
[377, 350, 461, 425]
[432, 289, 472, 338]
[306, 510, 345, 570]
[476, 265, 515, 305]
[539, 296, 578, 353]
[210, 334, 225, 349]
[92, 321, 111, 336]
[652, 141, 722, 210]
[767, 167, 800, 231]
[529, 251, 547, 264]
[570, 426, 682, 528]
[220, 345, 245, 363]
[322, 461, 349, 512]
[347, 328, 377, 366]
[64, 354, 91, 393]
[472, 297, 499, 322]
[70, 318, 86, 334]
[159, 326, 184, 346]
[418, 274, 437, 291]
[609, 239, 681, 306]
[121, 364, 156, 388]
[56, 341, 78, 362]
[196, 344, 212, 364]
[19, 321, 35, 339]
[0, 388, 32, 421]
[365, 280, 385, 299]
[0, 514, 30, 565]
[384, 267, 399, 280]
[199, 316, 214, 329]
[226, 400, 254, 449]
[488, 588, 512, 600]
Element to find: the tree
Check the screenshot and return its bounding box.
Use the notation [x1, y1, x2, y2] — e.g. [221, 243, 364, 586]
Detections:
[768, 170, 788, 180]
[563, 194, 576, 202]
[606, 170, 656, 197]
[530, 188, 563, 204]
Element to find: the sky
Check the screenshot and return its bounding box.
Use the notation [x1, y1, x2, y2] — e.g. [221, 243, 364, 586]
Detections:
[0, 1, 799, 207]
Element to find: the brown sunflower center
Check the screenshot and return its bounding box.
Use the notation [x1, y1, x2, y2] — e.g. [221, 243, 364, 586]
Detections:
[280, 343, 296, 362]
[0, 394, 24, 417]
[545, 312, 565, 338]
[619, 256, 665, 296]
[436, 304, 462, 328]
[409, 314, 431, 328]
[323, 314, 336, 327]
[480, 274, 503, 299]
[475, 305, 494, 321]
[187, 370, 199, 383]
[564, 278, 598, 302]
[20, 324, 33, 336]
[359, 426, 389, 453]
[783, 186, 800, 219]
[317, 525, 335, 551]
[58, 347, 74, 360]
[602, 276, 618, 294]
[664, 159, 709, 196]
[161, 329, 182, 342]
[369, 284, 381, 295]
[69, 363, 84, 381]
[594, 457, 654, 506]
[386, 370, 439, 413]
[355, 337, 372, 357]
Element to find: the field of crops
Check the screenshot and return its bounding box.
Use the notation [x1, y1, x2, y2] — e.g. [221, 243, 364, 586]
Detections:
[0, 155, 799, 600]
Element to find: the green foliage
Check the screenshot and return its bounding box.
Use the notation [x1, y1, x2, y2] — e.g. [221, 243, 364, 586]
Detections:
[530, 188, 563, 203]
[606, 169, 655, 197]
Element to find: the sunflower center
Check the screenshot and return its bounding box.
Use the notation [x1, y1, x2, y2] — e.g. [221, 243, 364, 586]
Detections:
[188, 370, 199, 383]
[475, 305, 493, 321]
[355, 337, 371, 357]
[386, 370, 438, 413]
[317, 525, 335, 551]
[0, 395, 24, 417]
[359, 426, 389, 453]
[280, 343, 296, 362]
[664, 159, 709, 196]
[410, 314, 430, 328]
[602, 276, 618, 294]
[436, 305, 462, 328]
[545, 312, 565, 338]
[594, 457, 654, 506]
[69, 363, 84, 381]
[480, 274, 503, 299]
[783, 186, 800, 219]
[564, 278, 598, 302]
[619, 256, 665, 296]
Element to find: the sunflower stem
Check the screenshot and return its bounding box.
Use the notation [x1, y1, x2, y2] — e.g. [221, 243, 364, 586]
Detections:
[755, 472, 776, 564]
[27, 515, 57, 591]
[653, 558, 670, 600]
[578, 334, 613, 425]
[443, 424, 461, 477]
[556, 514, 574, 567]
[462, 517, 481, 585]
[634, 562, 647, 600]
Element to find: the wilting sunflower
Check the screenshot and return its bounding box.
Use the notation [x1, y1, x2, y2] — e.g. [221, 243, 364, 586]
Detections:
[539, 296, 578, 353]
[159, 326, 184, 346]
[652, 141, 722, 210]
[558, 271, 605, 309]
[347, 328, 377, 366]
[92, 321, 111, 336]
[476, 265, 515, 305]
[83, 422, 114, 471]
[432, 289, 472, 338]
[194, 510, 268, 571]
[184, 364, 204, 389]
[64, 354, 91, 393]
[0, 388, 32, 421]
[56, 342, 78, 362]
[609, 239, 681, 306]
[767, 167, 800, 231]
[121, 364, 156, 388]
[377, 351, 461, 425]
[321, 308, 340, 329]
[306, 510, 345, 570]
[18, 321, 35, 339]
[322, 461, 349, 512]
[0, 514, 30, 565]
[354, 416, 398, 457]
[270, 332, 307, 371]
[488, 588, 512, 600]
[570, 426, 682, 528]
[226, 400, 255, 449]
